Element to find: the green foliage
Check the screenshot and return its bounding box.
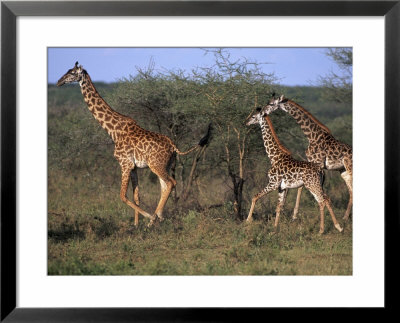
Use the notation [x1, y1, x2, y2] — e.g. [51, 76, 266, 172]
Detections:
[48, 49, 352, 275]
[317, 48, 353, 104]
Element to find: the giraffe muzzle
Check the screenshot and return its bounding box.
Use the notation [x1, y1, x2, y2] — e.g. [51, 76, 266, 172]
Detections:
[56, 78, 66, 87]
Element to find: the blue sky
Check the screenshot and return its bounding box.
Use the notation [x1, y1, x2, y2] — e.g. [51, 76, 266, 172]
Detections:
[48, 47, 350, 86]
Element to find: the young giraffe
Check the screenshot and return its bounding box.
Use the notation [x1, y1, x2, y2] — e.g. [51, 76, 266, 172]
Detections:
[57, 62, 209, 226]
[246, 108, 343, 234]
[263, 95, 353, 221]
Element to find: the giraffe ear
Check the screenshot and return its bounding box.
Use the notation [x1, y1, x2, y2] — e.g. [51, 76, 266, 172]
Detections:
[279, 95, 285, 101]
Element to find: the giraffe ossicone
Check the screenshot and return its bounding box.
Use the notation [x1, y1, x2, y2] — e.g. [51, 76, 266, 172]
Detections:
[57, 62, 211, 227]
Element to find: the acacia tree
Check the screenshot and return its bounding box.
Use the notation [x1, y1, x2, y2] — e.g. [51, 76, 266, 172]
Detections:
[318, 48, 352, 104]
[192, 49, 277, 219]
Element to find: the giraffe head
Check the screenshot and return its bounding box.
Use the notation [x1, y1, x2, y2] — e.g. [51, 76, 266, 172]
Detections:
[245, 107, 264, 126]
[57, 61, 86, 86]
[262, 94, 289, 115]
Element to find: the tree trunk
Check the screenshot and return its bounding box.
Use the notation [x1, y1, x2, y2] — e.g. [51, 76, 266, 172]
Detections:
[227, 161, 245, 220]
[232, 128, 246, 220]
[182, 145, 206, 201]
[231, 175, 245, 220]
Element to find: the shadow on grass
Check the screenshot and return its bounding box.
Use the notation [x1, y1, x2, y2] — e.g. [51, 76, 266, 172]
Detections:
[48, 214, 121, 243]
[48, 223, 85, 243]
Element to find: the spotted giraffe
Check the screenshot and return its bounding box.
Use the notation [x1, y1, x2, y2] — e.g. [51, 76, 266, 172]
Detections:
[245, 108, 343, 234]
[57, 62, 210, 226]
[262, 95, 353, 221]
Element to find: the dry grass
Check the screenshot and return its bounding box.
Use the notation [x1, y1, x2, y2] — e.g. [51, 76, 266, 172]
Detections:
[48, 177, 352, 276]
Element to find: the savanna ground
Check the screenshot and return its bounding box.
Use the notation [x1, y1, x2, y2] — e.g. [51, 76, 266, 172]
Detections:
[48, 178, 352, 275]
[48, 50, 352, 275]
[48, 143, 352, 275]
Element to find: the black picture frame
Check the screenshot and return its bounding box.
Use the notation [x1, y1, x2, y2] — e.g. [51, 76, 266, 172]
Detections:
[1, 1, 398, 321]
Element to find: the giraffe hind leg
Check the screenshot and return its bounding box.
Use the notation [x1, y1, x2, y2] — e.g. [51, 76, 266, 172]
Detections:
[292, 169, 323, 221]
[151, 167, 176, 221]
[341, 157, 353, 221]
[324, 196, 343, 233]
[130, 169, 140, 226]
[120, 166, 155, 226]
[306, 183, 343, 234]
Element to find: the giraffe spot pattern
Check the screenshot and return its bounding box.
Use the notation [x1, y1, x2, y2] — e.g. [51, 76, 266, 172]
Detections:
[65, 67, 204, 224]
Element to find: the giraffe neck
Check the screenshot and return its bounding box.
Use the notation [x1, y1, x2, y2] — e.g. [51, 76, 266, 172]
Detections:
[79, 72, 127, 142]
[282, 100, 331, 142]
[259, 116, 291, 165]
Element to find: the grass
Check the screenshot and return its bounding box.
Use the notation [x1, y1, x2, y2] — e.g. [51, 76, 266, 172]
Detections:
[48, 181, 352, 275]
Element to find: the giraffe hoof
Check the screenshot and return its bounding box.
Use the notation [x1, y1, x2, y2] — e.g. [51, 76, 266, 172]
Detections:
[147, 216, 157, 227]
[290, 217, 298, 222]
[335, 224, 344, 233]
[318, 230, 324, 235]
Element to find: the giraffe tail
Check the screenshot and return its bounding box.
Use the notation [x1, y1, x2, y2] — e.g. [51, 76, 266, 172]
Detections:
[319, 170, 325, 188]
[174, 123, 212, 155]
[175, 145, 199, 156]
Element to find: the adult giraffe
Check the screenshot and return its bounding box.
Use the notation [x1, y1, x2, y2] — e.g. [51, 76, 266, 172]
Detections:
[263, 95, 353, 221]
[57, 62, 210, 226]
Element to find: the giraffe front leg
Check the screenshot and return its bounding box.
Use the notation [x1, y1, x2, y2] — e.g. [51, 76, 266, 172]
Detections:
[274, 189, 288, 232]
[130, 169, 140, 226]
[247, 194, 262, 223]
[120, 166, 155, 226]
[292, 186, 303, 220]
[246, 182, 277, 223]
[318, 202, 326, 235]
